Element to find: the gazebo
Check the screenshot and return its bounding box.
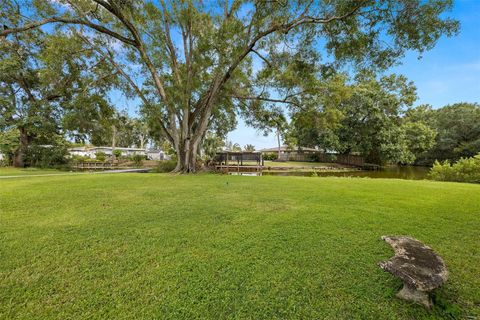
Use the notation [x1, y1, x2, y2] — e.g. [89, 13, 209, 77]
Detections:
[214, 151, 264, 172]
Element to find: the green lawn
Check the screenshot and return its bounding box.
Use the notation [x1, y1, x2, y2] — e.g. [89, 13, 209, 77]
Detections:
[1, 174, 479, 319]
[0, 167, 65, 177]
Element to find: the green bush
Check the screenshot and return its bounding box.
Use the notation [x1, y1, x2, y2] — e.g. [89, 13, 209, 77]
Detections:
[309, 153, 336, 163]
[131, 154, 146, 167]
[71, 155, 92, 162]
[429, 153, 480, 183]
[95, 151, 106, 162]
[25, 144, 69, 168]
[0, 158, 9, 167]
[263, 152, 278, 161]
[154, 159, 177, 173]
[113, 149, 122, 158]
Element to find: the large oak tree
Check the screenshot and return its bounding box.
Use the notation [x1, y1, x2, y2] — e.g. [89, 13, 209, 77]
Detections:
[1, 0, 458, 172]
[0, 20, 116, 166]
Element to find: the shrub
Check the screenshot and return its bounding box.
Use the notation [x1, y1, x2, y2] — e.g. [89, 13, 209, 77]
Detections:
[154, 159, 177, 173]
[95, 151, 106, 162]
[308, 153, 336, 163]
[263, 152, 278, 161]
[131, 154, 146, 167]
[71, 155, 91, 162]
[25, 144, 69, 168]
[113, 149, 122, 158]
[429, 153, 480, 183]
[0, 158, 9, 167]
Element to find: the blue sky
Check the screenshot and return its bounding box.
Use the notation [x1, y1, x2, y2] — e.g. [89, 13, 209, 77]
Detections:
[110, 0, 480, 149]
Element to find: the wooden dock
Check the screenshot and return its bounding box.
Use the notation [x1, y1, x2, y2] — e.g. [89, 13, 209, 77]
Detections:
[71, 161, 114, 170]
[215, 165, 263, 173]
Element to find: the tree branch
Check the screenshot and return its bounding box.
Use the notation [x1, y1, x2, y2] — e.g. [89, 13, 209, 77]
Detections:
[0, 17, 138, 46]
[251, 49, 272, 68]
[230, 94, 302, 108]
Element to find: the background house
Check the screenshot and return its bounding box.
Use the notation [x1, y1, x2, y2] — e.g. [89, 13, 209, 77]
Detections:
[146, 149, 170, 161]
[68, 146, 170, 160]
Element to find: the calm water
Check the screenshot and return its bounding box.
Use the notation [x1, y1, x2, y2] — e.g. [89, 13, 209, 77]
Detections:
[231, 166, 431, 180]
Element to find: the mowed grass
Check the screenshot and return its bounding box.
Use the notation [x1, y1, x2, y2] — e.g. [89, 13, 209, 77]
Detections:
[0, 174, 479, 319]
[0, 167, 65, 177]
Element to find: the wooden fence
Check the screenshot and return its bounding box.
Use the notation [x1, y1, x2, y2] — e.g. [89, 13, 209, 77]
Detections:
[71, 161, 114, 170]
[279, 152, 364, 167]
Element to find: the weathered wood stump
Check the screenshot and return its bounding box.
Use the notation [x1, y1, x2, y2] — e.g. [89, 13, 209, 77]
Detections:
[379, 236, 448, 308]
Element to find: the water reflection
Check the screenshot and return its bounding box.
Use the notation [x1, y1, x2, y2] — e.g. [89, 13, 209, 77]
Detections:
[229, 166, 430, 180]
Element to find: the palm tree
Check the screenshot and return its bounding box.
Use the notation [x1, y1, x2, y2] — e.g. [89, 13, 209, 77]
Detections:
[244, 144, 256, 152]
[225, 140, 242, 152]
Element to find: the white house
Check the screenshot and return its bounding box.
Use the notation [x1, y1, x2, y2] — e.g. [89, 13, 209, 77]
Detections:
[146, 149, 170, 161]
[68, 146, 92, 157]
[68, 146, 170, 160]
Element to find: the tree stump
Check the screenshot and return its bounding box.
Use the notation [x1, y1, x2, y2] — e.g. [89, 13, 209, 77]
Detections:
[378, 236, 448, 308]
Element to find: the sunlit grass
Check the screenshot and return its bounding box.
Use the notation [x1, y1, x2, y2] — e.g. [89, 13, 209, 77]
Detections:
[1, 173, 479, 319]
[0, 167, 66, 177]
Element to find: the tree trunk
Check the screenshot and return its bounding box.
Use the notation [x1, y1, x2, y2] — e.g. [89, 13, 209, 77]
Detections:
[174, 138, 200, 173]
[276, 129, 281, 161]
[13, 128, 30, 168]
[111, 125, 117, 149]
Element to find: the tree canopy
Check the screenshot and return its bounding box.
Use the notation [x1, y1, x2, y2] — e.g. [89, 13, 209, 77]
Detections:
[0, 17, 116, 166]
[411, 103, 480, 165]
[1, 0, 459, 171]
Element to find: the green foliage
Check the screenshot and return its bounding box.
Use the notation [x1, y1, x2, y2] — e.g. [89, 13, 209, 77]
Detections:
[108, 113, 150, 149]
[112, 149, 122, 158]
[263, 153, 278, 161]
[0, 10, 117, 166]
[429, 154, 480, 183]
[0, 159, 8, 167]
[131, 154, 145, 167]
[1, 0, 459, 172]
[244, 144, 256, 152]
[243, 106, 288, 140]
[225, 141, 242, 152]
[95, 151, 106, 162]
[154, 160, 177, 173]
[71, 155, 91, 163]
[431, 103, 480, 162]
[24, 144, 69, 168]
[0, 129, 19, 166]
[405, 103, 480, 165]
[308, 153, 336, 163]
[202, 132, 225, 161]
[401, 120, 437, 157]
[290, 72, 419, 165]
[161, 141, 176, 157]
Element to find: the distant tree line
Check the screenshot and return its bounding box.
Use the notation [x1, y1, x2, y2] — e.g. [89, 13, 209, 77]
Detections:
[283, 72, 480, 166]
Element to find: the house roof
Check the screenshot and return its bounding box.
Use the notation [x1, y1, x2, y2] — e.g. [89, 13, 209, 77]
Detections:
[216, 151, 261, 154]
[92, 147, 145, 151]
[259, 146, 318, 153]
[68, 146, 88, 151]
[69, 146, 167, 153]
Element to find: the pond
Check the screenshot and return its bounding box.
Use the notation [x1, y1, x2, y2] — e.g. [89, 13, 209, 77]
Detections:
[230, 166, 431, 180]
